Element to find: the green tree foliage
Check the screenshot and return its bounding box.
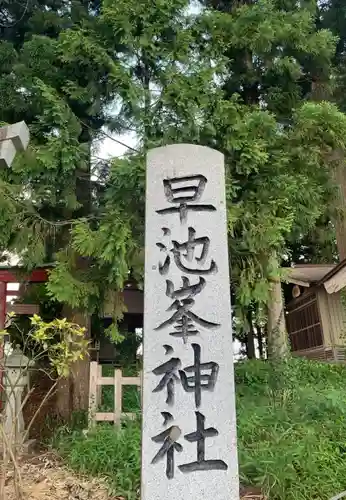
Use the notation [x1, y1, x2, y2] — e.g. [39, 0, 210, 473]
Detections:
[0, 0, 129, 322]
[89, 0, 346, 329]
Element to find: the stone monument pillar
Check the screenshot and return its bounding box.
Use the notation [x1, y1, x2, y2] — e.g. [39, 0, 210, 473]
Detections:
[0, 121, 30, 168]
[141, 144, 239, 500]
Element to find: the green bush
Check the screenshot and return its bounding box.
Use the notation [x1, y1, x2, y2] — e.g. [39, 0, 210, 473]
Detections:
[53, 358, 346, 500]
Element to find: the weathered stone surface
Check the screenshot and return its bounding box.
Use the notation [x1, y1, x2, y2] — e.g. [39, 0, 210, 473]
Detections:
[0, 139, 16, 168]
[0, 121, 30, 151]
[4, 346, 33, 448]
[142, 144, 239, 500]
[0, 121, 30, 168]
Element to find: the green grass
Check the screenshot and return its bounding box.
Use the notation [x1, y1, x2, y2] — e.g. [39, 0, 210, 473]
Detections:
[53, 419, 141, 499]
[236, 359, 346, 499]
[52, 358, 346, 500]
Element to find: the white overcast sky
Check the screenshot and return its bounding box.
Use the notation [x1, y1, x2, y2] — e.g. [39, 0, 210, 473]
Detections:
[97, 0, 202, 160]
[98, 131, 137, 160]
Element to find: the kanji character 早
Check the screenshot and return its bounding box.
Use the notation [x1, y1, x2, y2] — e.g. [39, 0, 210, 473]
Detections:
[156, 175, 216, 223]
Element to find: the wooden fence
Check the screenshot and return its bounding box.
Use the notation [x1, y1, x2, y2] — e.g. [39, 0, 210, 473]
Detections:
[88, 361, 142, 427]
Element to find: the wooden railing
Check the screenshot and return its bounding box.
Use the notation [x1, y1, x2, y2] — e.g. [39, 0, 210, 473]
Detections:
[88, 362, 142, 427]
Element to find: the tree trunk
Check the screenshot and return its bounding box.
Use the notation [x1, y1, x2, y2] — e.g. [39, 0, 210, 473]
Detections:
[267, 278, 289, 359]
[56, 308, 90, 419]
[56, 126, 92, 420]
[246, 310, 256, 359]
[70, 309, 90, 412]
[256, 324, 264, 359]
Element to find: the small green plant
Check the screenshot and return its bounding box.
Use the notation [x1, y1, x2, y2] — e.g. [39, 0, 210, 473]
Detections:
[26, 314, 89, 377]
[236, 358, 346, 500]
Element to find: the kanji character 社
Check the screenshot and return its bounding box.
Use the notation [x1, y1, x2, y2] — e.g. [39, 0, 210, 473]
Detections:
[179, 412, 227, 473]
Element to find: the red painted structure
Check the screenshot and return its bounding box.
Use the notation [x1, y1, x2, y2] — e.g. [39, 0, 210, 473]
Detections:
[0, 268, 49, 326]
[0, 267, 49, 408]
[0, 268, 48, 284]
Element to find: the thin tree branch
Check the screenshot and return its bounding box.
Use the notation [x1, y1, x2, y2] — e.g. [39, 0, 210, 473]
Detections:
[0, 0, 29, 28]
[78, 119, 140, 153]
[0, 424, 23, 497]
[22, 381, 58, 443]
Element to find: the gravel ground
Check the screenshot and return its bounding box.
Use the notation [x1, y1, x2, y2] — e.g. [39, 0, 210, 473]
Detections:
[3, 452, 122, 500]
[2, 452, 265, 500]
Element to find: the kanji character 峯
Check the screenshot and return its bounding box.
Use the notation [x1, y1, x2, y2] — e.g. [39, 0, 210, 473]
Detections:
[155, 296, 220, 343]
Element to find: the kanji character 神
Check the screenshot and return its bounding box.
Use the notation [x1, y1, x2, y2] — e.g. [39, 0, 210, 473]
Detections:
[152, 350, 181, 405]
[179, 343, 219, 408]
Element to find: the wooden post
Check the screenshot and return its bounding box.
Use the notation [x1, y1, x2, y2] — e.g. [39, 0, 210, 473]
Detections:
[267, 278, 289, 359]
[0, 282, 6, 331]
[96, 364, 102, 408]
[88, 365, 141, 427]
[88, 361, 98, 428]
[0, 282, 6, 410]
[113, 369, 122, 426]
[139, 370, 143, 410]
[327, 150, 346, 262]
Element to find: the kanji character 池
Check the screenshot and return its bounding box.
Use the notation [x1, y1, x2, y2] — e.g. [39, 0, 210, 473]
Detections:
[157, 227, 217, 276]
